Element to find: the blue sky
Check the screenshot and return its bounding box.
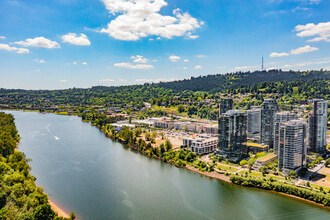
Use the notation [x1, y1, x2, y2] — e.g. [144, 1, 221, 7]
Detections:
[0, 0, 329, 89]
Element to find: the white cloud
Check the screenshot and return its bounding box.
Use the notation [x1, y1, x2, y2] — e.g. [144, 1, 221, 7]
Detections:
[0, 43, 30, 54]
[62, 33, 91, 46]
[290, 45, 318, 55]
[194, 65, 202, 69]
[100, 0, 202, 41]
[131, 55, 149, 63]
[234, 65, 258, 70]
[183, 59, 189, 62]
[73, 61, 78, 65]
[82, 62, 88, 65]
[35, 59, 45, 63]
[59, 80, 67, 83]
[135, 78, 178, 83]
[196, 54, 206, 58]
[186, 32, 199, 39]
[98, 78, 115, 82]
[114, 62, 154, 69]
[218, 66, 226, 69]
[183, 67, 188, 69]
[169, 55, 180, 62]
[295, 21, 330, 42]
[36, 69, 40, 72]
[16, 48, 30, 54]
[120, 78, 128, 82]
[280, 57, 330, 69]
[270, 52, 289, 57]
[0, 36, 6, 39]
[15, 37, 60, 48]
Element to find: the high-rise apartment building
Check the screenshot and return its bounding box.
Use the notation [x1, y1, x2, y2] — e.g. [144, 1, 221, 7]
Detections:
[278, 120, 306, 173]
[247, 107, 261, 139]
[308, 99, 328, 153]
[274, 111, 297, 158]
[218, 110, 247, 158]
[260, 98, 279, 148]
[219, 98, 234, 115]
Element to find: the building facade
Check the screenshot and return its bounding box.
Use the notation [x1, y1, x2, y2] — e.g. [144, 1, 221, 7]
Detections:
[260, 98, 279, 148]
[274, 111, 297, 168]
[247, 107, 261, 139]
[278, 120, 306, 173]
[308, 99, 328, 153]
[183, 135, 218, 154]
[219, 98, 234, 115]
[218, 110, 247, 158]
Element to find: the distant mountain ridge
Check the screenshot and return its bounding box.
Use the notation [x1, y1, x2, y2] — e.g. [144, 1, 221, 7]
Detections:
[154, 70, 330, 92]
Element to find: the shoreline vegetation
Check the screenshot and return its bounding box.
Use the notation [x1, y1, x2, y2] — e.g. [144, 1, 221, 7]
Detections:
[94, 121, 330, 208]
[0, 112, 74, 219]
[49, 200, 70, 219]
[0, 108, 329, 217]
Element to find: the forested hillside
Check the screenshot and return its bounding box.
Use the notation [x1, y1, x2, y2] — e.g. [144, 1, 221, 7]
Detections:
[156, 70, 330, 92]
[0, 112, 69, 219]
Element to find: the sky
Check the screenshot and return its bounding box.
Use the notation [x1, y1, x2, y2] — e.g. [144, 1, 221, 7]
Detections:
[0, 0, 329, 89]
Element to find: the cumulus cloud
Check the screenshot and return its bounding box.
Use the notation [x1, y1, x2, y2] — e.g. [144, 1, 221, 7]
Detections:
[35, 59, 45, 63]
[115, 55, 153, 69]
[295, 21, 330, 42]
[290, 45, 318, 55]
[0, 43, 30, 54]
[186, 32, 199, 39]
[196, 54, 206, 58]
[62, 33, 91, 45]
[135, 78, 178, 83]
[183, 67, 188, 69]
[0, 36, 6, 39]
[114, 62, 154, 69]
[183, 59, 189, 62]
[82, 62, 88, 65]
[169, 55, 180, 62]
[98, 78, 115, 82]
[59, 80, 67, 83]
[15, 37, 60, 48]
[100, 0, 202, 41]
[194, 65, 202, 69]
[234, 65, 258, 70]
[131, 55, 148, 63]
[73, 61, 78, 65]
[120, 78, 128, 82]
[269, 52, 289, 57]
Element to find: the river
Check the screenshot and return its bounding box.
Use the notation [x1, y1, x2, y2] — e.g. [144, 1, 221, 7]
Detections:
[5, 111, 330, 220]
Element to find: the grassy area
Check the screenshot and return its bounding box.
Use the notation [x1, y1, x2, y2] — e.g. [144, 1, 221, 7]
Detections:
[217, 164, 239, 172]
[238, 171, 285, 180]
[310, 183, 330, 192]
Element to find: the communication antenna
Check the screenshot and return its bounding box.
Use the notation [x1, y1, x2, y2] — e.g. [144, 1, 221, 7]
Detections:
[262, 56, 264, 70]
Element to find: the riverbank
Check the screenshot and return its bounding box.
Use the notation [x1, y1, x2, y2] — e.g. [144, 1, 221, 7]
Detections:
[108, 130, 330, 208]
[49, 200, 70, 218]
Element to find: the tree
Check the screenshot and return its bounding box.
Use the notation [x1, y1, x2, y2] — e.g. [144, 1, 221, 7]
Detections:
[165, 139, 173, 151]
[34, 204, 55, 220]
[324, 158, 330, 167]
[135, 127, 142, 137]
[160, 143, 165, 154]
[248, 161, 254, 173]
[260, 166, 268, 176]
[240, 160, 248, 167]
[70, 212, 76, 220]
[289, 171, 297, 178]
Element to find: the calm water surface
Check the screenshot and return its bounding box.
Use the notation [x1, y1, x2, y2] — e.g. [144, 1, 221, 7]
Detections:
[5, 111, 330, 220]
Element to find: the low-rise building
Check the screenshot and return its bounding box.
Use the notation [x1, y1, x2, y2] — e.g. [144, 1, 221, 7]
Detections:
[243, 142, 269, 154]
[253, 153, 278, 170]
[183, 135, 218, 154]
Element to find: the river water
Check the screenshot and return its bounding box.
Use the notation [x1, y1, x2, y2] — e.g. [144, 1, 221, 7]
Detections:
[5, 111, 330, 220]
